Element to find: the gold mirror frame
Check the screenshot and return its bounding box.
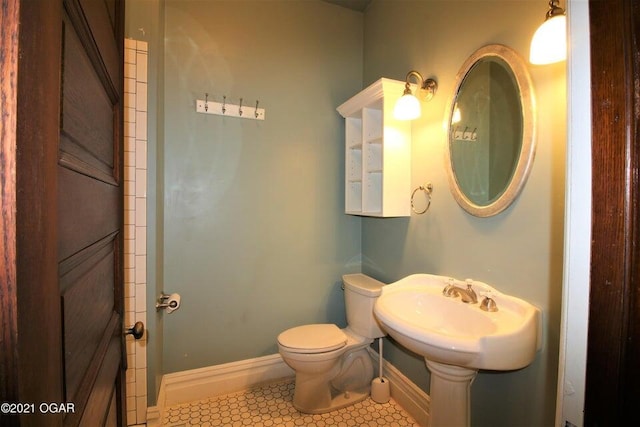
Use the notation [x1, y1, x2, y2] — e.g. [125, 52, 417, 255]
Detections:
[444, 44, 536, 217]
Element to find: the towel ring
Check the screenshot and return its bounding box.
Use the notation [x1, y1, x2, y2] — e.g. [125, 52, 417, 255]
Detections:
[411, 183, 433, 214]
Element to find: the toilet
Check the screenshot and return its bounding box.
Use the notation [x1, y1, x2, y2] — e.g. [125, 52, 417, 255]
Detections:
[277, 273, 386, 414]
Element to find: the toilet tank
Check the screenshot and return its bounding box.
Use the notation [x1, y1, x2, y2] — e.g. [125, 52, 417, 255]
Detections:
[342, 273, 386, 339]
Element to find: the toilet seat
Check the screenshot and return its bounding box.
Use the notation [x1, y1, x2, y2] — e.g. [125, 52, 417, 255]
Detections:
[277, 324, 347, 354]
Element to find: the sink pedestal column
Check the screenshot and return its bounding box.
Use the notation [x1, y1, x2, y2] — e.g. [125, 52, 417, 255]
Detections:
[425, 360, 478, 427]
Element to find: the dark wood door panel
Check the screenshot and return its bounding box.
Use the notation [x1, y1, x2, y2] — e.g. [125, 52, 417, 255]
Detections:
[103, 0, 117, 34]
[77, 0, 121, 88]
[64, 315, 121, 427]
[76, 333, 121, 426]
[105, 389, 118, 427]
[586, 0, 640, 423]
[57, 166, 119, 261]
[60, 0, 125, 425]
[61, 13, 117, 184]
[64, 0, 121, 104]
[60, 234, 117, 403]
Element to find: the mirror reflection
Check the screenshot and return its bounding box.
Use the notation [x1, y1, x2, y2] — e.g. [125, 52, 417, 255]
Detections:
[450, 58, 522, 205]
[445, 44, 536, 217]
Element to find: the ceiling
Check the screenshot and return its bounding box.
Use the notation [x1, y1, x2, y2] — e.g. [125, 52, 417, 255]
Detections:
[321, 0, 372, 12]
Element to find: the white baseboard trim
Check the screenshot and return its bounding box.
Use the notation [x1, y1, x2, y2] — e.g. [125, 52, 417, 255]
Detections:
[145, 404, 162, 427]
[368, 347, 430, 427]
[146, 353, 294, 425]
[164, 353, 294, 406]
[146, 350, 429, 427]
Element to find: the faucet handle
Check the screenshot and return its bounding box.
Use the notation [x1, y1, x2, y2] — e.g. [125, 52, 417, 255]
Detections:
[442, 278, 458, 297]
[465, 279, 477, 300]
[479, 291, 498, 312]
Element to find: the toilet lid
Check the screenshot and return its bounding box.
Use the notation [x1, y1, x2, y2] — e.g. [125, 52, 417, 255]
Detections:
[278, 324, 347, 354]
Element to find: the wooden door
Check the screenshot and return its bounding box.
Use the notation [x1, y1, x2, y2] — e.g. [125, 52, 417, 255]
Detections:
[0, 0, 128, 426]
[59, 0, 127, 424]
[586, 0, 640, 424]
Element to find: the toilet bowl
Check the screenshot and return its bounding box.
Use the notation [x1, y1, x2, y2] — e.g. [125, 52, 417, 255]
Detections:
[277, 274, 385, 414]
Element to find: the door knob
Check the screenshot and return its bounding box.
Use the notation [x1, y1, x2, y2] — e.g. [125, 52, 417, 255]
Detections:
[124, 321, 144, 339]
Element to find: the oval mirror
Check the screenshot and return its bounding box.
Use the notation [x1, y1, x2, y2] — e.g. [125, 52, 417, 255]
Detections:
[445, 44, 536, 217]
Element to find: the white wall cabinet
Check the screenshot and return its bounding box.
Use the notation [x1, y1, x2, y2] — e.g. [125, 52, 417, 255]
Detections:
[337, 78, 411, 217]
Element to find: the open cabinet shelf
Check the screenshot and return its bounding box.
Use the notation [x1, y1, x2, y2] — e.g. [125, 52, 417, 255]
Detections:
[337, 78, 411, 217]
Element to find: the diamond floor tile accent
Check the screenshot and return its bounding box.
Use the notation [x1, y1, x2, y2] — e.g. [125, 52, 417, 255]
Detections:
[162, 379, 420, 427]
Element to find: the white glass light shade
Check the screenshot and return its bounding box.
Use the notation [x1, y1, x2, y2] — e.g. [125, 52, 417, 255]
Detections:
[529, 15, 567, 65]
[394, 93, 421, 120]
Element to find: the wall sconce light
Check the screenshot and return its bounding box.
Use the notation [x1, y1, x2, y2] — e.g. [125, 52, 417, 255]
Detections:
[394, 70, 438, 120]
[529, 0, 567, 65]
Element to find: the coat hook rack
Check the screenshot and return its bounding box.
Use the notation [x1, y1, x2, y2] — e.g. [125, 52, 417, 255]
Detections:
[196, 94, 265, 120]
[453, 125, 477, 141]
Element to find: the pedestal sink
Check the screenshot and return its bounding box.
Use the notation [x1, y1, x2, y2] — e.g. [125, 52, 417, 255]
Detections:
[373, 274, 541, 427]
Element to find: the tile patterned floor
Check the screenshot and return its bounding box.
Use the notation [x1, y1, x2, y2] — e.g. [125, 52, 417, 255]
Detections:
[162, 379, 420, 427]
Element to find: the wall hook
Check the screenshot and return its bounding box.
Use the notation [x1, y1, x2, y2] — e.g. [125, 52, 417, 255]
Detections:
[195, 95, 265, 121]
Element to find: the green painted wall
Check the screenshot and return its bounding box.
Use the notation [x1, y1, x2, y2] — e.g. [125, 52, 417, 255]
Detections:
[362, 1, 566, 426]
[161, 0, 363, 372]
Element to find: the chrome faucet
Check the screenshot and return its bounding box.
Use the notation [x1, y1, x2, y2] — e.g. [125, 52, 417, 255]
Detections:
[442, 279, 478, 304]
[442, 278, 456, 296]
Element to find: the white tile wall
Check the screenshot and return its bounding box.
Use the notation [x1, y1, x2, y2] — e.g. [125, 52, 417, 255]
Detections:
[124, 37, 148, 426]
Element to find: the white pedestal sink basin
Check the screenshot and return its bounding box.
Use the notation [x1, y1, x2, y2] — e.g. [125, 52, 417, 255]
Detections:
[373, 274, 541, 427]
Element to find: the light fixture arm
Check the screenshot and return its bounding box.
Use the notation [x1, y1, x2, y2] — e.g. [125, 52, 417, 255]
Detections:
[545, 0, 565, 20]
[403, 70, 438, 102]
